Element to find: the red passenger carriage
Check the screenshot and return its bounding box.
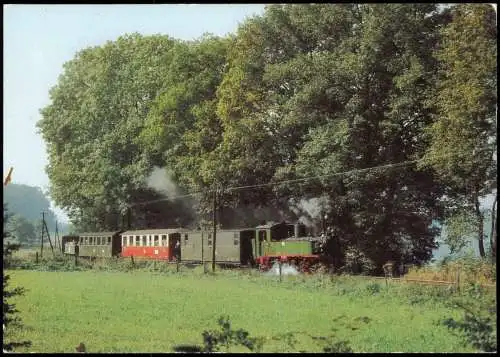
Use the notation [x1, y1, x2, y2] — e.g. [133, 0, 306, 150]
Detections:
[120, 228, 187, 260]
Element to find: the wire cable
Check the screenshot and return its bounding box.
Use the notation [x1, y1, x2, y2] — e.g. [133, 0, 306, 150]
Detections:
[127, 152, 460, 208]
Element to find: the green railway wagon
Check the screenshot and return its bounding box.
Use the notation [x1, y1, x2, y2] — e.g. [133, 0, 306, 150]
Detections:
[181, 228, 254, 265]
[76, 231, 122, 258]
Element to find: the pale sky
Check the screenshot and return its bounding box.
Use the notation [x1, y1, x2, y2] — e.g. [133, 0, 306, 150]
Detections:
[3, 4, 496, 224]
[3, 4, 266, 222]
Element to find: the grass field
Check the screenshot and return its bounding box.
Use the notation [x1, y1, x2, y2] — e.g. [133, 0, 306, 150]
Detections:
[4, 267, 478, 353]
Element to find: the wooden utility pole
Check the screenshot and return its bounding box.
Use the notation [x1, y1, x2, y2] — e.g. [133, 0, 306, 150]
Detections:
[212, 187, 218, 273]
[40, 213, 45, 258]
[42, 212, 55, 257]
[55, 220, 61, 252]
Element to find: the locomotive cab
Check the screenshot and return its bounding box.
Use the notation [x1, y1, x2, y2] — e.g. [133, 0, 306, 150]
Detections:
[253, 222, 312, 258]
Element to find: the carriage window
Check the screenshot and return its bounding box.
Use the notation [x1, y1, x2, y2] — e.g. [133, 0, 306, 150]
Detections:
[128, 236, 133, 246]
[142, 236, 147, 246]
[184, 234, 188, 241]
[234, 239, 239, 246]
[122, 237, 126, 246]
[154, 235, 159, 247]
[97, 237, 101, 245]
[234, 233, 238, 239]
[161, 235, 167, 247]
[108, 237, 111, 245]
[79, 237, 83, 244]
[259, 231, 267, 242]
[135, 235, 140, 246]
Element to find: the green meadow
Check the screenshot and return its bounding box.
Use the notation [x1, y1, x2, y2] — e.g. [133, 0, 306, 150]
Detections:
[4, 267, 478, 353]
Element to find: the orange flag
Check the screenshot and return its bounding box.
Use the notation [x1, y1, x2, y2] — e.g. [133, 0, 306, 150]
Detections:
[4, 167, 13, 186]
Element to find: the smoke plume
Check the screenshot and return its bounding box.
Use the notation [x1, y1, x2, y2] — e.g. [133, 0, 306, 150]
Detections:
[146, 166, 179, 198]
[289, 195, 330, 227]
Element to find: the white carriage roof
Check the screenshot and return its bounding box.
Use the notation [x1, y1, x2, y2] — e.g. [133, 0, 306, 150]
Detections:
[78, 231, 121, 237]
[121, 228, 190, 235]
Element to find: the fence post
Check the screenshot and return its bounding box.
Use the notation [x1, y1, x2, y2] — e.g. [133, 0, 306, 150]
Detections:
[74, 253, 78, 267]
[131, 256, 135, 268]
[456, 267, 460, 292]
[35, 251, 39, 264]
[176, 258, 180, 273]
[279, 260, 283, 282]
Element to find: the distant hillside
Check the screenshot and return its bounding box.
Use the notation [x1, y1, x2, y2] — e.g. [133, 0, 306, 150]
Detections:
[3, 183, 65, 232]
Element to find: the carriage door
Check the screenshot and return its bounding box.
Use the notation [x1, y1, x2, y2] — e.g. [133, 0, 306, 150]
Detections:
[169, 233, 181, 260]
[240, 230, 254, 266]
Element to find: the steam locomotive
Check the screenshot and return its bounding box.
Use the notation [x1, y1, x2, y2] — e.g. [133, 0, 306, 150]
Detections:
[61, 221, 324, 271]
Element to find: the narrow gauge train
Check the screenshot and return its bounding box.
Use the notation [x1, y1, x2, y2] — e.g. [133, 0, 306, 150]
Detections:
[61, 221, 323, 271]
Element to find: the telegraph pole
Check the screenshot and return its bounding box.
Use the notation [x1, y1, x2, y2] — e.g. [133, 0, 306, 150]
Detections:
[42, 212, 55, 256]
[40, 212, 45, 258]
[212, 186, 218, 273]
[55, 220, 61, 252]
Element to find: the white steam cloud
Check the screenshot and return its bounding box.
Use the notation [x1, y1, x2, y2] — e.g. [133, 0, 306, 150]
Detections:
[146, 166, 179, 198]
[289, 195, 330, 226]
[265, 262, 300, 276]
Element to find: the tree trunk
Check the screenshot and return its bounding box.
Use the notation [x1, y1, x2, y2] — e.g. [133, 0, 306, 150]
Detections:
[490, 195, 497, 260]
[474, 193, 486, 258]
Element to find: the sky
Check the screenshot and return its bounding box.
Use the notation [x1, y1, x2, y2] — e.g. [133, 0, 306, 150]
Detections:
[3, 4, 267, 223]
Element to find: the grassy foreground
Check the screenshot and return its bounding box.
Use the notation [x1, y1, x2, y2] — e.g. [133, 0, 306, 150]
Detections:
[5, 268, 476, 353]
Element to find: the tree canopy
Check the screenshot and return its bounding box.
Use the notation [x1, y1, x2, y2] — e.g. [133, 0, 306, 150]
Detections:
[37, 4, 497, 270]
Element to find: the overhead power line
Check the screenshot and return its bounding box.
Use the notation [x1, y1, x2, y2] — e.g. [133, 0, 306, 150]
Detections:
[128, 152, 461, 208]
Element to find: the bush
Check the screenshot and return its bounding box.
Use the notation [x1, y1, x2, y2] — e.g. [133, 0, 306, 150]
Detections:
[406, 255, 495, 287]
[442, 284, 497, 352]
[173, 316, 264, 353]
[342, 247, 376, 275]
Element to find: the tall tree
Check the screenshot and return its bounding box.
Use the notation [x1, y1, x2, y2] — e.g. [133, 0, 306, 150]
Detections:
[213, 4, 449, 270]
[140, 35, 231, 216]
[419, 4, 497, 258]
[37, 33, 182, 231]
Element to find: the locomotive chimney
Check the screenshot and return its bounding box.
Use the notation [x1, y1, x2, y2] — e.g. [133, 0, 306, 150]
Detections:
[294, 223, 300, 238]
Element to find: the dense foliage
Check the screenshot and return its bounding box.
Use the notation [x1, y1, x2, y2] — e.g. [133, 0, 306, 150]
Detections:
[37, 4, 497, 272]
[3, 205, 31, 351]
